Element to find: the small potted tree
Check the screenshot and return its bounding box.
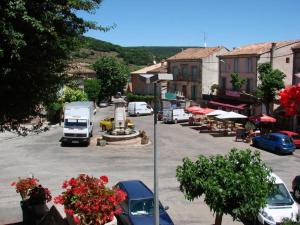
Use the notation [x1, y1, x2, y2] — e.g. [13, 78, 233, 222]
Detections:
[54, 174, 126, 225]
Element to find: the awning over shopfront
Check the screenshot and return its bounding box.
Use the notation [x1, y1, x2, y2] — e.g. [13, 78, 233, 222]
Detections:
[209, 100, 247, 110]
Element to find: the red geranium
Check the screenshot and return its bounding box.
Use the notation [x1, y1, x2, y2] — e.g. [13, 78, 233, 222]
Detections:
[54, 174, 126, 225]
[279, 84, 300, 116]
[11, 177, 39, 200]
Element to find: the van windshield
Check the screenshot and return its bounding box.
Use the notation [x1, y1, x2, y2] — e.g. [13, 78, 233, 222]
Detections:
[65, 119, 87, 128]
[267, 183, 294, 206]
[130, 199, 164, 215]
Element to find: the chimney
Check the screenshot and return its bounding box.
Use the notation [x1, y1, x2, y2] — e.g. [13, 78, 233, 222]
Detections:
[270, 42, 276, 68]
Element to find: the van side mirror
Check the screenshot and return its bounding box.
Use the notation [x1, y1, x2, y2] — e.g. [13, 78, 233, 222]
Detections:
[90, 122, 92, 125]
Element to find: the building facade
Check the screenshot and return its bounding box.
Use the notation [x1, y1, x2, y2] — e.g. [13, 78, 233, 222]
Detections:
[166, 47, 228, 103]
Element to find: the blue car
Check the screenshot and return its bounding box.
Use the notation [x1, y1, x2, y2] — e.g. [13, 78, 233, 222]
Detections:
[115, 180, 174, 225]
[252, 133, 296, 154]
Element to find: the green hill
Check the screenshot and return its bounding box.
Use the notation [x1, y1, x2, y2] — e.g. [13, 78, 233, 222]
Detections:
[71, 36, 195, 68]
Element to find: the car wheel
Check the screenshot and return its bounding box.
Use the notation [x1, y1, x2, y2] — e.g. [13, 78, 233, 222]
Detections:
[252, 140, 258, 148]
[137, 112, 140, 117]
[174, 119, 178, 124]
[294, 187, 300, 201]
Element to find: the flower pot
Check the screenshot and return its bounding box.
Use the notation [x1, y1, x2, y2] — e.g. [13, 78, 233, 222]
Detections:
[67, 214, 117, 225]
[21, 200, 49, 225]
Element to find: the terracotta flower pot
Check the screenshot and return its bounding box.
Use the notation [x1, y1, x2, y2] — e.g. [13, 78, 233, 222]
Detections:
[66, 214, 117, 225]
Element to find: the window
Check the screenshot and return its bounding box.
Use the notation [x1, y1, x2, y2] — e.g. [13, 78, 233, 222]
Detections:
[181, 64, 188, 80]
[246, 78, 252, 93]
[286, 57, 290, 63]
[172, 66, 179, 80]
[191, 66, 198, 81]
[191, 85, 197, 100]
[221, 77, 226, 91]
[234, 58, 239, 72]
[173, 84, 177, 92]
[247, 58, 253, 72]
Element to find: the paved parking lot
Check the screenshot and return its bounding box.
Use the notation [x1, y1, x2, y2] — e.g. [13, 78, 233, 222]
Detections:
[0, 105, 299, 225]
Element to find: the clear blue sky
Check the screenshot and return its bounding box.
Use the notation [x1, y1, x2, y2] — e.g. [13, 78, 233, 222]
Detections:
[78, 0, 300, 48]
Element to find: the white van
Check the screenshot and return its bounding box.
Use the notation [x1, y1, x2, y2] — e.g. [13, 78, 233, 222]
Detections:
[163, 108, 191, 123]
[257, 173, 299, 225]
[61, 101, 94, 145]
[127, 102, 153, 116]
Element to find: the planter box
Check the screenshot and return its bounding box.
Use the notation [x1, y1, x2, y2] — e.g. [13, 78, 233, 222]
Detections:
[67, 214, 117, 225]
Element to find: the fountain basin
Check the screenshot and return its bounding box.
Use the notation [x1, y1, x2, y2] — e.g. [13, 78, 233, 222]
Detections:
[102, 130, 140, 142]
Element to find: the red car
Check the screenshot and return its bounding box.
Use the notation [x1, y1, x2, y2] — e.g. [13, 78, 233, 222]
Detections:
[279, 130, 300, 148]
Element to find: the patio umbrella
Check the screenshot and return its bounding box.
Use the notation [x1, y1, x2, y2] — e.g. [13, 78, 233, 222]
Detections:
[216, 111, 247, 119]
[206, 109, 227, 116]
[249, 114, 276, 123]
[186, 106, 202, 113]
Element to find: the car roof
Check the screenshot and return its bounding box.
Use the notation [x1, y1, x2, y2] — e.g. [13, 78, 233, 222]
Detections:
[279, 130, 298, 136]
[270, 172, 284, 184]
[117, 180, 153, 200]
[268, 133, 289, 138]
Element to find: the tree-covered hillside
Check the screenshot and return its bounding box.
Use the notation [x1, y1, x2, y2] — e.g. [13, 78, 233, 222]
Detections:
[72, 36, 193, 66]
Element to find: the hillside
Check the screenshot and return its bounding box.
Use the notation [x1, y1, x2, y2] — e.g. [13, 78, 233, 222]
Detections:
[71, 36, 197, 69]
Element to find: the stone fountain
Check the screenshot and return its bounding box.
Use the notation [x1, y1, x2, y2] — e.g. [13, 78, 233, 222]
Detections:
[102, 99, 140, 143]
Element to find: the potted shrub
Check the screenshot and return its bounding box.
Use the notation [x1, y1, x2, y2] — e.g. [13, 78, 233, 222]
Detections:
[54, 174, 126, 225]
[11, 177, 52, 225]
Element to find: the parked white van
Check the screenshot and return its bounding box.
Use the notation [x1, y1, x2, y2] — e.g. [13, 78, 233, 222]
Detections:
[163, 108, 191, 123]
[257, 173, 299, 225]
[127, 102, 153, 116]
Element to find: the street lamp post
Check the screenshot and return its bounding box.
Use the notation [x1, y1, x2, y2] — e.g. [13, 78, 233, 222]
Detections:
[139, 73, 173, 225]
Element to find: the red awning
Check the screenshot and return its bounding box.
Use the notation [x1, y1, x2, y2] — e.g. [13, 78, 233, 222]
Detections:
[209, 100, 247, 110]
[186, 106, 202, 113]
[192, 108, 215, 115]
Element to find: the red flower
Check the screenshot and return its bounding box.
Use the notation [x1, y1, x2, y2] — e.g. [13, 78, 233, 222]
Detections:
[100, 176, 108, 184]
[11, 177, 39, 200]
[73, 215, 80, 224]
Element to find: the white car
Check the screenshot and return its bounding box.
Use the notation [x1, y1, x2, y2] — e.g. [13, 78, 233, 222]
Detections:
[257, 173, 299, 225]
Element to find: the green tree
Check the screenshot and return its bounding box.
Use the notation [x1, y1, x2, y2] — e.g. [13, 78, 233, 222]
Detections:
[230, 73, 246, 91]
[0, 0, 109, 128]
[93, 56, 129, 100]
[176, 148, 274, 225]
[256, 63, 285, 115]
[84, 79, 101, 103]
[63, 87, 88, 103]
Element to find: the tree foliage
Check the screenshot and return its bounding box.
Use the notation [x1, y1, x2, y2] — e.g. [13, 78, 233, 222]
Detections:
[63, 87, 88, 103]
[256, 63, 285, 115]
[84, 79, 101, 102]
[126, 93, 154, 103]
[230, 73, 246, 91]
[0, 0, 107, 126]
[93, 56, 129, 100]
[176, 148, 274, 225]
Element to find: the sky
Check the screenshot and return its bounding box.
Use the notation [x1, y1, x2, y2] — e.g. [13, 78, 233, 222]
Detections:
[78, 0, 300, 49]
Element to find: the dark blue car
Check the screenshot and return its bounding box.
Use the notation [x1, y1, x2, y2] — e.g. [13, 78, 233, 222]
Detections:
[252, 133, 296, 154]
[115, 180, 174, 225]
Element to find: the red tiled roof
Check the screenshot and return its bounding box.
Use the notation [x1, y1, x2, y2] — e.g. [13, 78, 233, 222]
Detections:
[220, 40, 300, 57]
[167, 47, 224, 61]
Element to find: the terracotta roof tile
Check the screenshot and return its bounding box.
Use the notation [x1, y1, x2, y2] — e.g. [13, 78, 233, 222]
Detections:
[220, 40, 300, 57]
[131, 62, 167, 74]
[167, 47, 223, 61]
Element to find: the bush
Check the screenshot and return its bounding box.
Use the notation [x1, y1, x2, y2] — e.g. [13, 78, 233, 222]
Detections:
[127, 93, 154, 103]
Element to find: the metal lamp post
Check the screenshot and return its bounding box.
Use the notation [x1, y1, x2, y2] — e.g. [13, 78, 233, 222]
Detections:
[139, 73, 173, 225]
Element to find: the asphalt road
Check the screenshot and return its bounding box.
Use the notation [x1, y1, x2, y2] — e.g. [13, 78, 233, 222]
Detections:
[0, 105, 300, 225]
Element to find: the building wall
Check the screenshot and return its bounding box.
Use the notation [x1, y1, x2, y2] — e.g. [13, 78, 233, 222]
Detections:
[202, 47, 228, 95]
[131, 73, 154, 95]
[219, 55, 258, 93]
[294, 50, 300, 84]
[272, 42, 300, 86]
[167, 60, 202, 101]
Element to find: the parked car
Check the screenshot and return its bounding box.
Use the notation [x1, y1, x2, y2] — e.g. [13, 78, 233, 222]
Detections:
[257, 173, 298, 225]
[252, 133, 296, 154]
[115, 180, 174, 225]
[279, 130, 300, 148]
[163, 108, 191, 124]
[99, 101, 109, 108]
[292, 175, 300, 201]
[128, 102, 153, 116]
[100, 117, 134, 131]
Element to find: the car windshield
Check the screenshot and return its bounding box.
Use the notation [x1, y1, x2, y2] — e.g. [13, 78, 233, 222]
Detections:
[65, 119, 87, 128]
[282, 137, 293, 144]
[130, 199, 164, 216]
[267, 183, 294, 206]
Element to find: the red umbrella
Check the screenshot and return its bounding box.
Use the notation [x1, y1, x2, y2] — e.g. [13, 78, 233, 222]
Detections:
[249, 114, 277, 123]
[186, 106, 202, 113]
[192, 108, 215, 115]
